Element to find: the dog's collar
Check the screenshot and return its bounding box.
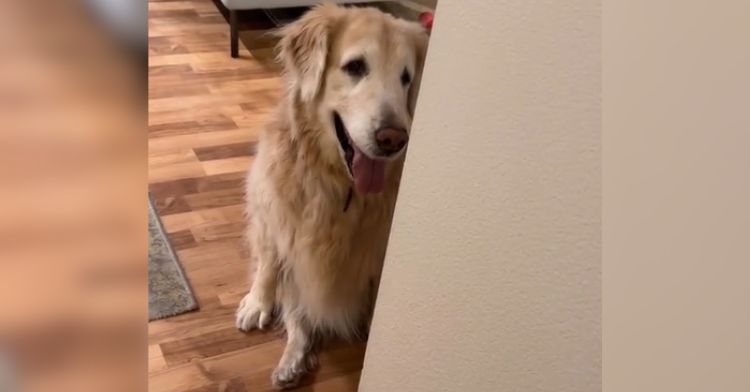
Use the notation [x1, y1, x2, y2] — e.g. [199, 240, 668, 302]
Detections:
[343, 187, 353, 212]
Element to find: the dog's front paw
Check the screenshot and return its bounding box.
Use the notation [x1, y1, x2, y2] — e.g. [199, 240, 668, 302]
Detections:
[270, 352, 317, 390]
[235, 292, 272, 331]
[271, 363, 303, 390]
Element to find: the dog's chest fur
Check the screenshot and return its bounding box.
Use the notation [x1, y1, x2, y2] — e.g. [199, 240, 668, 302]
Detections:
[247, 118, 402, 333]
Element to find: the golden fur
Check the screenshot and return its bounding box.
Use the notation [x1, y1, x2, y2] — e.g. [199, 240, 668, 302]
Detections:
[235, 3, 427, 389]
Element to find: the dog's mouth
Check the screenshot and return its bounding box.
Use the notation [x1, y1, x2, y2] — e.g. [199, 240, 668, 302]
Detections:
[333, 111, 386, 195]
[333, 112, 355, 175]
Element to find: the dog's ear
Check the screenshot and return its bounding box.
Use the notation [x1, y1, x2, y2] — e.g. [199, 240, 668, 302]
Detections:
[406, 24, 429, 116]
[277, 3, 342, 102]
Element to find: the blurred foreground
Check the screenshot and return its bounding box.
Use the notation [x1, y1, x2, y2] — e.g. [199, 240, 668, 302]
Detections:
[0, 0, 146, 391]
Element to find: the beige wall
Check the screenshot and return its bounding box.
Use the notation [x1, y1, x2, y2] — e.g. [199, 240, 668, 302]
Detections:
[604, 1, 750, 391]
[360, 1, 600, 391]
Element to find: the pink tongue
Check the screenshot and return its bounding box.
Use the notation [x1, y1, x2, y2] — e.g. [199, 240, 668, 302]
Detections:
[351, 147, 386, 194]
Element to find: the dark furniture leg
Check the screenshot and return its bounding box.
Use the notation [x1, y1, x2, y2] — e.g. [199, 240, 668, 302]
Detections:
[230, 10, 239, 58]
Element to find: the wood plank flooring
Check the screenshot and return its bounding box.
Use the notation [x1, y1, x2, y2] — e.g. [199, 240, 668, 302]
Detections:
[148, 1, 366, 390]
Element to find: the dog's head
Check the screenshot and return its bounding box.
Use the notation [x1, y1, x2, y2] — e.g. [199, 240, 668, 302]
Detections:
[278, 4, 428, 195]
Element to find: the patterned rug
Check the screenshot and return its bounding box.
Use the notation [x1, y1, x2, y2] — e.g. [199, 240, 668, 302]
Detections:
[148, 196, 199, 320]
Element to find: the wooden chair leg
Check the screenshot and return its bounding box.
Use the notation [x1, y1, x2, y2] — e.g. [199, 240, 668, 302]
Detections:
[230, 10, 239, 58]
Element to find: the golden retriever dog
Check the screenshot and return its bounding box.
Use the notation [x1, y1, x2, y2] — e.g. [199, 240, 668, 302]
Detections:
[235, 3, 428, 389]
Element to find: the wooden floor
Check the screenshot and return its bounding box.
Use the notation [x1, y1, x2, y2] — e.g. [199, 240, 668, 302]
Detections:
[148, 1, 366, 391]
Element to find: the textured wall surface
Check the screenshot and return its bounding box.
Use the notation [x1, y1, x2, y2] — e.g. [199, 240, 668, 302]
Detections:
[359, 1, 601, 391]
[604, 1, 750, 391]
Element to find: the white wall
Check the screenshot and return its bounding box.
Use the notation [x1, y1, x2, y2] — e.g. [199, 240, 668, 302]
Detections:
[360, 1, 600, 391]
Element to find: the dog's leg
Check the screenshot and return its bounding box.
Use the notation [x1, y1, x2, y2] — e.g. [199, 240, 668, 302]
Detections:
[236, 242, 278, 331]
[272, 312, 316, 389]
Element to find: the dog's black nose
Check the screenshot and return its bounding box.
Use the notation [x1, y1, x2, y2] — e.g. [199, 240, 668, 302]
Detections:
[375, 127, 409, 155]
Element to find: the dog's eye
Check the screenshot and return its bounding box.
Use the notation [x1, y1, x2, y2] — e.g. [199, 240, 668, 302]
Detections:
[342, 58, 368, 78]
[400, 68, 411, 86]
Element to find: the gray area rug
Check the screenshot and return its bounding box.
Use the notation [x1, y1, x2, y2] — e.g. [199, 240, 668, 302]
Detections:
[148, 196, 199, 320]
